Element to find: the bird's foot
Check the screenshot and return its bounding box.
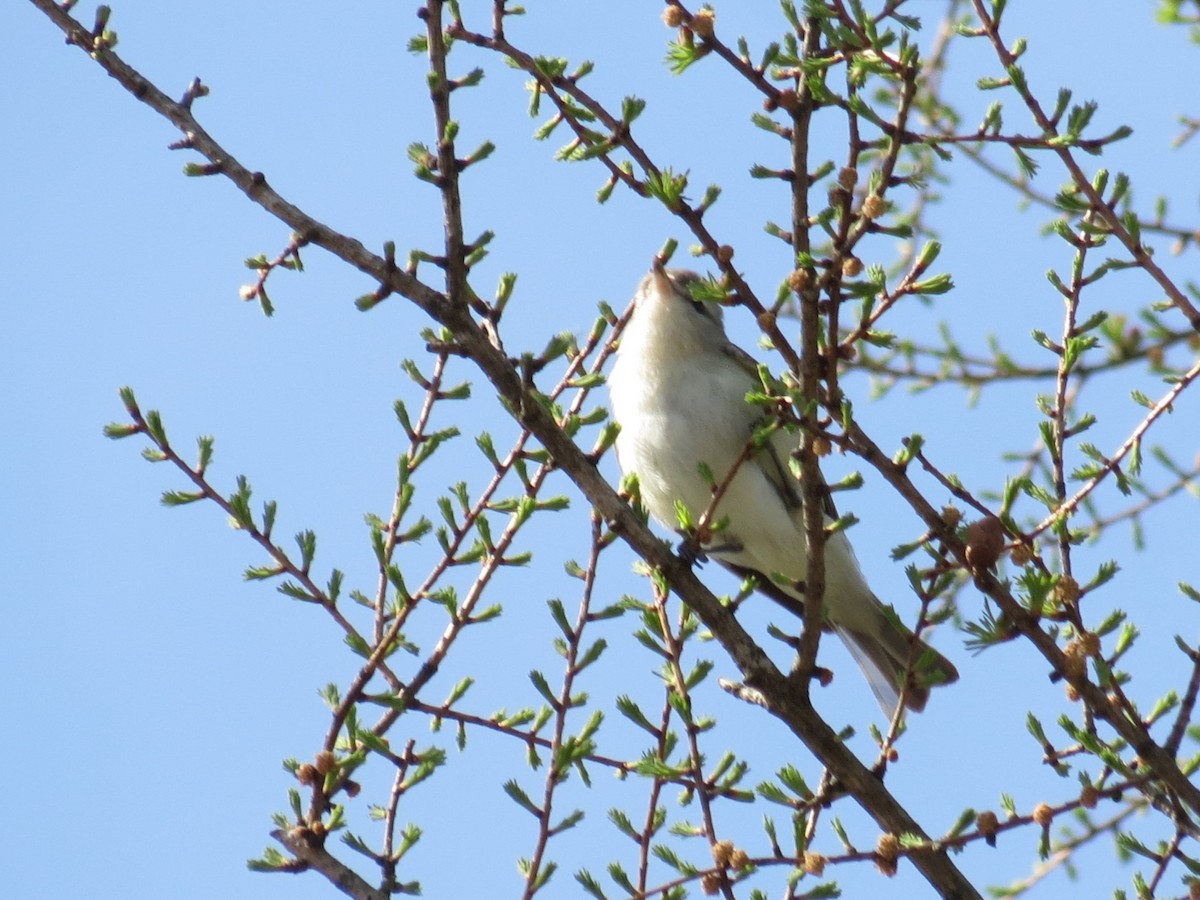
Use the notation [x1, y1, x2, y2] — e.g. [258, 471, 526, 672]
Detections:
[676, 536, 745, 568]
[676, 538, 709, 567]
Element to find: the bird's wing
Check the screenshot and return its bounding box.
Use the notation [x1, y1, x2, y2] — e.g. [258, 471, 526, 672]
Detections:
[717, 339, 839, 520]
[764, 427, 840, 521]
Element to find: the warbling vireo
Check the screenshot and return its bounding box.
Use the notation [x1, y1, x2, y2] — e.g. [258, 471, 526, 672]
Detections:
[608, 265, 958, 713]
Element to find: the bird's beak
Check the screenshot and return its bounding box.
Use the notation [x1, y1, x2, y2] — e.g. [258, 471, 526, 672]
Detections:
[651, 264, 672, 297]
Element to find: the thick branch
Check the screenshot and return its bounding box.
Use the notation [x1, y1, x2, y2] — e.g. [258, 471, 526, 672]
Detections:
[271, 829, 387, 900]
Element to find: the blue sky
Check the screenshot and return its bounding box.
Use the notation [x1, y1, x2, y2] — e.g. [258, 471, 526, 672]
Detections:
[5, 2, 1200, 898]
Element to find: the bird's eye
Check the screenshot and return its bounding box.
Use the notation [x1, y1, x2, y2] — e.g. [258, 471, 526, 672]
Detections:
[689, 299, 706, 315]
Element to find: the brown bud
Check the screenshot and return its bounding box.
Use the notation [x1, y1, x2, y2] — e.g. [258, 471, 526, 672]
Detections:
[1061, 642, 1086, 679]
[875, 833, 899, 877]
[1009, 541, 1036, 565]
[828, 185, 850, 207]
[314, 750, 338, 775]
[841, 256, 863, 278]
[700, 872, 721, 895]
[296, 763, 318, 786]
[876, 833, 899, 862]
[729, 849, 750, 869]
[662, 5, 685, 27]
[861, 194, 886, 219]
[1032, 802, 1053, 828]
[690, 7, 715, 37]
[941, 505, 963, 529]
[788, 268, 811, 293]
[965, 517, 1005, 570]
[1053, 575, 1081, 606]
[716, 244, 734, 264]
[711, 839, 735, 867]
[803, 852, 827, 876]
[1079, 630, 1100, 657]
[1079, 784, 1099, 809]
[812, 436, 832, 457]
[976, 810, 999, 840]
[837, 167, 858, 190]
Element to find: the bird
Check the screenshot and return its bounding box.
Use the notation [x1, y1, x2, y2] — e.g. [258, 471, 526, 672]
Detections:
[607, 264, 958, 713]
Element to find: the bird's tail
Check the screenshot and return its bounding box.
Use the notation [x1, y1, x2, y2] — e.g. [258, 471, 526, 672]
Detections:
[834, 602, 958, 714]
[711, 557, 957, 713]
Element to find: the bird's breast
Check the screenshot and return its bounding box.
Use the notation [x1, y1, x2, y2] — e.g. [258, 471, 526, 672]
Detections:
[612, 355, 756, 526]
